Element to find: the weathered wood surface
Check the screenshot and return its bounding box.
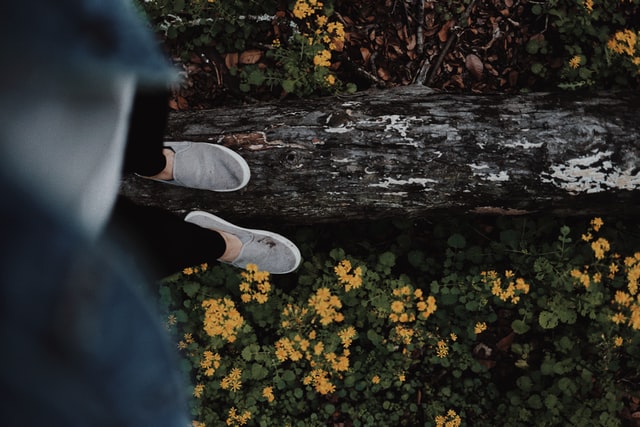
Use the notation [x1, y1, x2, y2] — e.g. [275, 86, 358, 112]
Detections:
[120, 86, 640, 223]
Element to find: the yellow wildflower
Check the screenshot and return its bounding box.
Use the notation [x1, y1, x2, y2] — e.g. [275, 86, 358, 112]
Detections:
[166, 314, 177, 327]
[226, 407, 251, 426]
[614, 336, 624, 347]
[262, 386, 275, 403]
[308, 287, 343, 326]
[371, 375, 381, 384]
[337, 326, 357, 347]
[334, 259, 363, 291]
[436, 340, 449, 358]
[192, 421, 205, 427]
[221, 368, 243, 392]
[193, 384, 205, 398]
[608, 30, 638, 56]
[591, 237, 610, 260]
[450, 333, 458, 341]
[612, 312, 627, 324]
[474, 322, 487, 334]
[391, 300, 405, 314]
[569, 55, 582, 69]
[435, 409, 462, 427]
[313, 49, 332, 67]
[591, 217, 604, 232]
[583, 0, 593, 13]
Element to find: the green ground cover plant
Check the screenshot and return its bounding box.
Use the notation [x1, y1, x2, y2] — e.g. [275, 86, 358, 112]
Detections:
[158, 216, 640, 426]
[136, 0, 640, 96]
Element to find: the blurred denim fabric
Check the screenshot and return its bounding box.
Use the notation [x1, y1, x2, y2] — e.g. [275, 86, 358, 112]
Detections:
[0, 180, 188, 426]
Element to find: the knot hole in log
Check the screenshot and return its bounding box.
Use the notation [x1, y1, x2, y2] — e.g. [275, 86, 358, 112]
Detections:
[282, 150, 302, 168]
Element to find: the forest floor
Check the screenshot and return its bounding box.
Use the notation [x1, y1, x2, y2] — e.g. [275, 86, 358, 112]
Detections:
[166, 0, 554, 110]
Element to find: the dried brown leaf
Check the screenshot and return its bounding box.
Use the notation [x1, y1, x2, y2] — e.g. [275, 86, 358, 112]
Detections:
[438, 20, 454, 42]
[465, 53, 484, 80]
[360, 47, 371, 63]
[225, 53, 239, 69]
[239, 49, 262, 65]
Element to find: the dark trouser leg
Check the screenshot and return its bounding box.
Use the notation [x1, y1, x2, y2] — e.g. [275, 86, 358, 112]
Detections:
[122, 88, 170, 176]
[107, 197, 226, 280]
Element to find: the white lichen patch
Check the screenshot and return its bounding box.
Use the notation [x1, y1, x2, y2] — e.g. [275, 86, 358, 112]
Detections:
[486, 171, 510, 182]
[468, 164, 510, 182]
[324, 126, 353, 134]
[370, 177, 438, 190]
[542, 150, 640, 194]
[502, 136, 544, 149]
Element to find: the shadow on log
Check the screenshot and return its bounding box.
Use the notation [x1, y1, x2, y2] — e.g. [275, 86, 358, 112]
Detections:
[120, 86, 640, 223]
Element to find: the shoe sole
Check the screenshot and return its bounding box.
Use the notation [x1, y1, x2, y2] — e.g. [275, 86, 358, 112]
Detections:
[184, 210, 302, 274]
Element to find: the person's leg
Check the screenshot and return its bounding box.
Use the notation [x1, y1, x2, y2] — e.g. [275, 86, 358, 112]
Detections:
[123, 88, 170, 176]
[108, 197, 226, 279]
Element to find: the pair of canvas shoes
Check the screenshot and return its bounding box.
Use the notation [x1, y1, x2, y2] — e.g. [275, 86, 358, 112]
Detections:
[148, 141, 301, 274]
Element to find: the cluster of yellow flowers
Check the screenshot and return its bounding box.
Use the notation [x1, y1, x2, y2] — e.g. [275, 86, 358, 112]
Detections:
[482, 270, 530, 304]
[177, 332, 195, 350]
[226, 407, 251, 426]
[573, 218, 612, 288]
[334, 259, 363, 291]
[389, 285, 437, 323]
[312, 49, 332, 67]
[303, 368, 336, 395]
[435, 409, 462, 427]
[183, 262, 208, 276]
[387, 285, 437, 346]
[239, 263, 271, 304]
[288, 0, 346, 87]
[221, 367, 243, 392]
[292, 0, 323, 20]
[436, 340, 449, 358]
[274, 327, 351, 394]
[199, 350, 221, 377]
[608, 29, 640, 73]
[202, 298, 244, 343]
[280, 303, 310, 329]
[308, 287, 344, 325]
[611, 252, 640, 330]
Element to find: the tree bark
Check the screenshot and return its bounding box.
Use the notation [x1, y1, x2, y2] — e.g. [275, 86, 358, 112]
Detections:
[120, 86, 640, 223]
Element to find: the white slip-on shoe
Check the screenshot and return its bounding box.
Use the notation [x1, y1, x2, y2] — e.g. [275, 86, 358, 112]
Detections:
[184, 211, 302, 274]
[147, 141, 250, 192]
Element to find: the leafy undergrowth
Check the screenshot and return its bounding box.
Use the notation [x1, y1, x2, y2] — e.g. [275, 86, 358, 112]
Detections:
[159, 215, 640, 426]
[137, 0, 640, 108]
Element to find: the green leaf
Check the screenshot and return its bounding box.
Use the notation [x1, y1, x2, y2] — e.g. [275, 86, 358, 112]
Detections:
[539, 311, 559, 329]
[251, 363, 269, 380]
[183, 282, 200, 298]
[512, 319, 531, 334]
[247, 69, 266, 86]
[447, 233, 467, 249]
[282, 79, 296, 93]
[527, 394, 543, 409]
[544, 393, 559, 409]
[517, 376, 533, 392]
[379, 251, 396, 268]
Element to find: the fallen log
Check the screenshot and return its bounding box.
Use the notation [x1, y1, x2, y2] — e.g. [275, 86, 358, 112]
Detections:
[120, 86, 640, 223]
